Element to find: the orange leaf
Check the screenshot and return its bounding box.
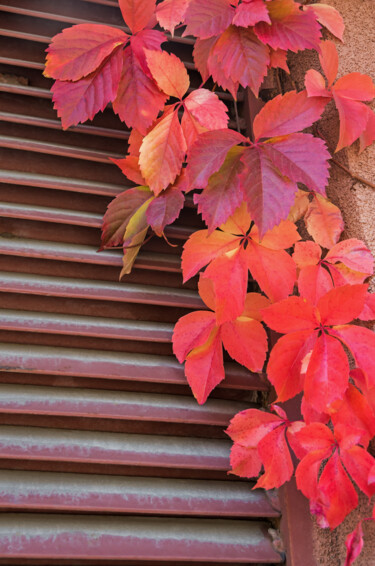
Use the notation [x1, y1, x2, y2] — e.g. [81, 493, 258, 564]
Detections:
[305, 194, 344, 249]
[146, 49, 190, 99]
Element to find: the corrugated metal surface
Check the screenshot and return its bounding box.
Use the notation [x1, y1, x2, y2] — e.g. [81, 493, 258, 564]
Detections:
[0, 1, 282, 563]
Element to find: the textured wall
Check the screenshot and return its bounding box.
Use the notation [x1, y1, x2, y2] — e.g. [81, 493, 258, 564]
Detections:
[291, 1, 375, 564]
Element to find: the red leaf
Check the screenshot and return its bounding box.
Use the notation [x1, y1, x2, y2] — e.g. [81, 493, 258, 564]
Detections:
[330, 325, 375, 389]
[305, 4, 345, 42]
[210, 26, 269, 95]
[229, 444, 262, 479]
[146, 49, 190, 98]
[207, 46, 240, 99]
[254, 0, 321, 52]
[240, 145, 298, 236]
[246, 241, 296, 302]
[185, 327, 225, 404]
[186, 129, 246, 189]
[293, 421, 334, 456]
[194, 147, 245, 232]
[203, 248, 248, 324]
[255, 425, 294, 489]
[318, 452, 358, 528]
[359, 293, 375, 321]
[226, 408, 281, 446]
[304, 194, 344, 249]
[146, 184, 185, 236]
[232, 0, 271, 27]
[262, 296, 319, 334]
[45, 24, 128, 81]
[193, 37, 218, 83]
[262, 133, 330, 194]
[325, 239, 374, 276]
[318, 40, 339, 88]
[183, 89, 229, 130]
[101, 186, 153, 249]
[293, 241, 322, 269]
[242, 292, 271, 321]
[172, 310, 217, 362]
[360, 106, 375, 153]
[332, 74, 375, 151]
[297, 264, 334, 305]
[344, 522, 364, 566]
[51, 50, 123, 129]
[221, 312, 268, 372]
[317, 284, 368, 326]
[111, 155, 145, 186]
[266, 330, 318, 402]
[304, 333, 349, 412]
[183, 0, 235, 39]
[139, 110, 187, 195]
[305, 69, 331, 98]
[119, 0, 156, 34]
[113, 45, 167, 133]
[255, 219, 300, 251]
[130, 30, 166, 75]
[253, 90, 327, 140]
[181, 110, 208, 147]
[182, 229, 239, 281]
[341, 445, 375, 498]
[156, 0, 189, 34]
[269, 48, 290, 73]
[331, 384, 375, 448]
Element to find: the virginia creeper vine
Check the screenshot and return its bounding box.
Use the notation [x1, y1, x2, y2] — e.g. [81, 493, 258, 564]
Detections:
[44, 0, 375, 563]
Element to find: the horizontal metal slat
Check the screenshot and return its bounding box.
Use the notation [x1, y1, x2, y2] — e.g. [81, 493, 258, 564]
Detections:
[0, 514, 282, 563]
[0, 109, 130, 139]
[0, 425, 231, 470]
[0, 343, 268, 391]
[0, 237, 182, 272]
[0, 272, 203, 309]
[0, 134, 123, 163]
[0, 469, 279, 517]
[0, 384, 248, 427]
[0, 201, 195, 240]
[0, 309, 174, 342]
[0, 168, 126, 196]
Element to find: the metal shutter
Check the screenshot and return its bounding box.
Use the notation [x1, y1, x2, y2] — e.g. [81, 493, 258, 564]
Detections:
[0, 1, 283, 563]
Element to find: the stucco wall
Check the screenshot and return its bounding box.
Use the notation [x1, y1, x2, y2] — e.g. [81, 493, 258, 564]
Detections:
[291, 1, 375, 564]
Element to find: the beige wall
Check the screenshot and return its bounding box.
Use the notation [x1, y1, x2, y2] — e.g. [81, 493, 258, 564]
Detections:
[290, 1, 375, 564]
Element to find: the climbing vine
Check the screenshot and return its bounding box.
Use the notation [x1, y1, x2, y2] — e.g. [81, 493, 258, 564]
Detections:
[44, 0, 375, 563]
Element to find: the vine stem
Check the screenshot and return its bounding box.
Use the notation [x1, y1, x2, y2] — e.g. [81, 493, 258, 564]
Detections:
[315, 127, 375, 190]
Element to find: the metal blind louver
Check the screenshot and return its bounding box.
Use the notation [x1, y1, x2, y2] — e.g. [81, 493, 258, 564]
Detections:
[0, 1, 283, 563]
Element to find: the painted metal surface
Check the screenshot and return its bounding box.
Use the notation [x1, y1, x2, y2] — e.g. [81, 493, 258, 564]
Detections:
[0, 514, 282, 563]
[0, 1, 283, 562]
[0, 384, 251, 426]
[0, 272, 203, 309]
[0, 469, 280, 517]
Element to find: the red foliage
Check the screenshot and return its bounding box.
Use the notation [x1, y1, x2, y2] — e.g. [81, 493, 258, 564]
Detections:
[45, 1, 375, 561]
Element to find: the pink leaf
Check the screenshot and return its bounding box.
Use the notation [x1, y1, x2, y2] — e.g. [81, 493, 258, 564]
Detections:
[113, 45, 167, 134]
[139, 110, 187, 195]
[183, 89, 229, 130]
[229, 443, 263, 479]
[51, 50, 123, 129]
[211, 26, 270, 95]
[305, 4, 345, 41]
[194, 146, 245, 232]
[156, 0, 189, 34]
[325, 239, 374, 276]
[344, 522, 364, 566]
[232, 0, 271, 27]
[146, 184, 185, 236]
[45, 24, 128, 81]
[185, 328, 225, 404]
[255, 1, 321, 52]
[186, 129, 246, 189]
[183, 0, 235, 39]
[172, 310, 217, 362]
[253, 90, 327, 140]
[318, 40, 339, 88]
[240, 145, 298, 236]
[255, 425, 294, 489]
[193, 36, 218, 83]
[145, 49, 190, 98]
[119, 0, 156, 34]
[262, 133, 330, 194]
[221, 315, 268, 372]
